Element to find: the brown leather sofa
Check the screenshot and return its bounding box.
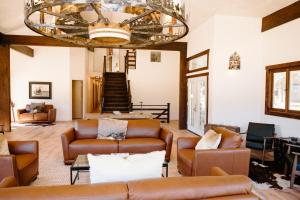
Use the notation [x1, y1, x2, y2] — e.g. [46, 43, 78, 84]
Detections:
[0, 141, 39, 186]
[177, 126, 250, 176]
[0, 167, 258, 200]
[61, 119, 173, 164]
[17, 104, 56, 123]
[0, 177, 17, 188]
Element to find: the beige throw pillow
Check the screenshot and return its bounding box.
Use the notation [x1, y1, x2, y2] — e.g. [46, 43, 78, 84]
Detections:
[0, 133, 10, 155]
[195, 130, 222, 150]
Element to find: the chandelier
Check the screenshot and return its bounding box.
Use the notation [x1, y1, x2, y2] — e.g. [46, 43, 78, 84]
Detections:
[24, 0, 189, 48]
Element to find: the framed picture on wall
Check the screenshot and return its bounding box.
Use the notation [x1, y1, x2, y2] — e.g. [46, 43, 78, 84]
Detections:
[187, 49, 210, 73]
[150, 51, 161, 62]
[29, 82, 52, 99]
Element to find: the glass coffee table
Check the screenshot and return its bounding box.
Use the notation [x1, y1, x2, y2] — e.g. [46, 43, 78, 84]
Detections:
[70, 154, 169, 185]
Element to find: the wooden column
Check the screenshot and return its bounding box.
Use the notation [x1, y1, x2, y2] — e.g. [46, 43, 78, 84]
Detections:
[179, 47, 187, 129]
[0, 44, 11, 131]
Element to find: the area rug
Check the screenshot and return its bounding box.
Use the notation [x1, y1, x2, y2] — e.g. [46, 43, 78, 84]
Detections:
[11, 122, 55, 128]
[249, 159, 300, 190]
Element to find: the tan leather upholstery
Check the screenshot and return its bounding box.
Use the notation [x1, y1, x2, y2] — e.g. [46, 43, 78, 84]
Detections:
[17, 104, 56, 123]
[210, 167, 229, 176]
[119, 138, 165, 154]
[126, 120, 160, 138]
[213, 127, 243, 148]
[0, 175, 258, 200]
[69, 139, 118, 160]
[61, 119, 173, 164]
[177, 136, 250, 176]
[0, 141, 39, 186]
[0, 177, 17, 188]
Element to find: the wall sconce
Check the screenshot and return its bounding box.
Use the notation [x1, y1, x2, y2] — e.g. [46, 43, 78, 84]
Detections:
[229, 52, 241, 70]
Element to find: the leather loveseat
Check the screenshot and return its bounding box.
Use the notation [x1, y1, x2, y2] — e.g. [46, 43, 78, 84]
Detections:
[17, 104, 56, 123]
[61, 119, 173, 164]
[0, 167, 258, 200]
[0, 141, 39, 186]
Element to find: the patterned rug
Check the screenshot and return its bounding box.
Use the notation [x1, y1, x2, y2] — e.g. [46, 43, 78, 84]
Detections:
[249, 159, 300, 190]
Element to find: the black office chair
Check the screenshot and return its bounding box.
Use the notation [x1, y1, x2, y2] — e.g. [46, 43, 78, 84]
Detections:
[245, 122, 275, 164]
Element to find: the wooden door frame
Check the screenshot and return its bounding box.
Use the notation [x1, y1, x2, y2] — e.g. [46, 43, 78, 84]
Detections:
[0, 34, 188, 130]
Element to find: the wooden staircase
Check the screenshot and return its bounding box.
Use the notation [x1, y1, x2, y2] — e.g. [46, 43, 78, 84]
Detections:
[125, 50, 136, 71]
[102, 72, 131, 112]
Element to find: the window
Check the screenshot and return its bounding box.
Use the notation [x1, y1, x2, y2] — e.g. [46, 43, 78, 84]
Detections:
[265, 61, 300, 119]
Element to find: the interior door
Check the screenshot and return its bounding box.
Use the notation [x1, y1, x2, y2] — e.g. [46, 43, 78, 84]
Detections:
[72, 80, 83, 119]
[187, 75, 208, 136]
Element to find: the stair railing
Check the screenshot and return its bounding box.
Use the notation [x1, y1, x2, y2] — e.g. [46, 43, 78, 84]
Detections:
[100, 56, 106, 113]
[130, 103, 171, 123]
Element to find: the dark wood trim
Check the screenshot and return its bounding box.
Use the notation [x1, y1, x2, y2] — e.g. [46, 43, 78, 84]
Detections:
[187, 72, 209, 127]
[262, 1, 300, 32]
[0, 45, 11, 131]
[0, 33, 188, 129]
[187, 49, 210, 73]
[187, 72, 209, 79]
[10, 45, 34, 57]
[265, 60, 300, 120]
[179, 45, 188, 129]
[266, 61, 300, 70]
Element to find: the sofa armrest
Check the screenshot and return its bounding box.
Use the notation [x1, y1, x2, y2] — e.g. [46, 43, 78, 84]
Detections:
[0, 155, 18, 184]
[8, 141, 39, 156]
[160, 128, 173, 162]
[177, 137, 200, 150]
[0, 176, 17, 188]
[48, 108, 56, 122]
[17, 109, 27, 119]
[193, 148, 251, 176]
[61, 128, 75, 164]
[210, 167, 229, 176]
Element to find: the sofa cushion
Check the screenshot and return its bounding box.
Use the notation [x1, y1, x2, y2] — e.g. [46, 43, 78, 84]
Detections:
[69, 139, 118, 160]
[20, 113, 34, 121]
[33, 113, 48, 121]
[213, 127, 243, 148]
[118, 138, 165, 154]
[177, 149, 195, 176]
[88, 151, 165, 184]
[195, 130, 221, 150]
[74, 120, 98, 139]
[126, 120, 160, 138]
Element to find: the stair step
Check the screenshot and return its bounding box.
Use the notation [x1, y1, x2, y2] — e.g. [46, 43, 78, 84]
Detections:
[102, 107, 130, 112]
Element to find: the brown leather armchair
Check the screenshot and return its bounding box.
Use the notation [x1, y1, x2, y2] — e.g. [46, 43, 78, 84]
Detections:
[177, 127, 251, 176]
[17, 104, 56, 123]
[0, 141, 39, 186]
[62, 119, 173, 164]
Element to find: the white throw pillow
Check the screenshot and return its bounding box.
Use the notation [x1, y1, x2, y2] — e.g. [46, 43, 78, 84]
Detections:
[0, 133, 10, 155]
[195, 130, 222, 150]
[88, 151, 166, 184]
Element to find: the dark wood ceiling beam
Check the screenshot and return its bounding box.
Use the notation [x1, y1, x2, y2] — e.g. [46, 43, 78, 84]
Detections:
[10, 45, 34, 57]
[0, 44, 11, 132]
[262, 1, 300, 32]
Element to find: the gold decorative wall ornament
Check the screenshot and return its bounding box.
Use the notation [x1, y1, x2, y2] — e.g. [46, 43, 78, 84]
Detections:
[24, 0, 189, 48]
[229, 52, 241, 70]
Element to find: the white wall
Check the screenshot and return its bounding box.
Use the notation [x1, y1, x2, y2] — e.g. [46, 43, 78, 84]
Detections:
[210, 16, 263, 132]
[187, 15, 300, 137]
[11, 46, 72, 121]
[261, 19, 300, 137]
[128, 50, 180, 120]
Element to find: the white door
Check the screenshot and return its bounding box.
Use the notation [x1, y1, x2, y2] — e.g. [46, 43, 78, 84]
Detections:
[187, 76, 208, 136]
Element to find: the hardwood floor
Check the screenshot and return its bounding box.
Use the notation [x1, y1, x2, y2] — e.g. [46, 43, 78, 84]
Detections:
[5, 121, 300, 199]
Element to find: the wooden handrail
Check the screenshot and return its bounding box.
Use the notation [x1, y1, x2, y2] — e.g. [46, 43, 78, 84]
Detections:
[131, 103, 170, 123]
[100, 56, 106, 113]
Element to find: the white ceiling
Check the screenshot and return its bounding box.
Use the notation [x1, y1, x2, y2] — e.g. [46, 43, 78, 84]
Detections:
[0, 0, 297, 34]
